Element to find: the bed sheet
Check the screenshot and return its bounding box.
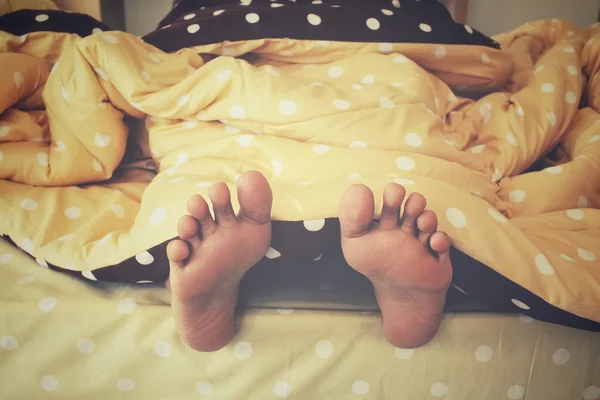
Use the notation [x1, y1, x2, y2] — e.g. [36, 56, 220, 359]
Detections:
[1, 239, 599, 400]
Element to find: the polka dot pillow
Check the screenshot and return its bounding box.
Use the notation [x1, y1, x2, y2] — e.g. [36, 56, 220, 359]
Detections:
[149, 0, 500, 53]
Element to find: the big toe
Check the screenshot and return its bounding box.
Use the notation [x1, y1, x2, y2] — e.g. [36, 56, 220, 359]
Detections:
[339, 184, 375, 238]
[237, 170, 273, 225]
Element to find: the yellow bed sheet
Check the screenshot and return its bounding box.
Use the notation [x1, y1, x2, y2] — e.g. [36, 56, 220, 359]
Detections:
[1, 239, 599, 400]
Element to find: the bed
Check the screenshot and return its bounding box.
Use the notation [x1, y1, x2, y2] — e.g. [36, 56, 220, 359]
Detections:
[1, 0, 599, 399]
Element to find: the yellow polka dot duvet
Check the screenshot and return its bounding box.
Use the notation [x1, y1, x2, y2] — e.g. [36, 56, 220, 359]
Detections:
[0, 4, 599, 330]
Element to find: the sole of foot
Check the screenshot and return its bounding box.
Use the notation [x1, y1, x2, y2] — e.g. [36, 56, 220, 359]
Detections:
[166, 170, 273, 352]
[339, 183, 453, 349]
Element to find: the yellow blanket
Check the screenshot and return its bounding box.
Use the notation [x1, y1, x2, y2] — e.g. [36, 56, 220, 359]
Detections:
[0, 19, 599, 323]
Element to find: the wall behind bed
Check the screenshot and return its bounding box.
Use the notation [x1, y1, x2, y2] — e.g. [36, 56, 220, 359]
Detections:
[123, 0, 171, 37]
[468, 0, 600, 35]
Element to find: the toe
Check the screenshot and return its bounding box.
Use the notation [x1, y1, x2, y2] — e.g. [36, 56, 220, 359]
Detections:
[339, 184, 375, 239]
[187, 194, 217, 237]
[399, 192, 426, 236]
[178, 215, 202, 248]
[430, 231, 451, 259]
[209, 182, 236, 226]
[237, 170, 273, 225]
[379, 183, 406, 231]
[417, 210, 438, 245]
[167, 239, 190, 267]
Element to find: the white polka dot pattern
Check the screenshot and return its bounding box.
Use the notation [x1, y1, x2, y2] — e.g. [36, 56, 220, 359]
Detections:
[154, 341, 173, 357]
[102, 34, 118, 44]
[419, 23, 432, 33]
[552, 348, 570, 365]
[446, 208, 467, 228]
[230, 105, 247, 119]
[195, 382, 213, 395]
[396, 156, 415, 171]
[535, 253, 555, 275]
[352, 380, 370, 395]
[117, 378, 135, 392]
[578, 248, 596, 262]
[511, 299, 530, 310]
[430, 383, 448, 397]
[566, 209, 584, 221]
[307, 14, 321, 26]
[0, 4, 597, 345]
[77, 339, 95, 354]
[246, 13, 260, 23]
[312, 145, 330, 154]
[315, 340, 333, 359]
[135, 251, 154, 265]
[20, 198, 38, 211]
[38, 297, 56, 312]
[279, 100, 297, 116]
[366, 18, 380, 31]
[40, 376, 58, 391]
[1, 335, 18, 350]
[234, 341, 253, 360]
[475, 345, 493, 362]
[304, 219, 325, 231]
[117, 298, 136, 314]
[149, 208, 167, 225]
[395, 348, 414, 360]
[583, 386, 600, 400]
[16, 276, 35, 284]
[273, 381, 291, 398]
[333, 99, 350, 110]
[13, 72, 23, 88]
[265, 247, 281, 259]
[328, 66, 343, 77]
[507, 385, 526, 400]
[509, 190, 526, 203]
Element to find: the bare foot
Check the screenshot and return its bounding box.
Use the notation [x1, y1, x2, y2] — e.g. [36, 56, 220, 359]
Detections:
[339, 183, 453, 349]
[166, 171, 272, 352]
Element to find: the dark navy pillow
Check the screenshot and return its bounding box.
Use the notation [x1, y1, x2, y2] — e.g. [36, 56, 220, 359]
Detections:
[0, 9, 109, 37]
[147, 0, 499, 53]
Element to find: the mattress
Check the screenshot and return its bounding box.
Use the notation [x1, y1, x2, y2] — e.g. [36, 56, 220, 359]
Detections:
[1, 238, 600, 400]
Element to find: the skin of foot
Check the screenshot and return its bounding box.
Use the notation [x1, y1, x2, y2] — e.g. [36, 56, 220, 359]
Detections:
[338, 183, 453, 349]
[166, 170, 272, 352]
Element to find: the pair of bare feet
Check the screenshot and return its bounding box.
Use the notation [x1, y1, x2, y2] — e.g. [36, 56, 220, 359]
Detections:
[166, 171, 453, 352]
